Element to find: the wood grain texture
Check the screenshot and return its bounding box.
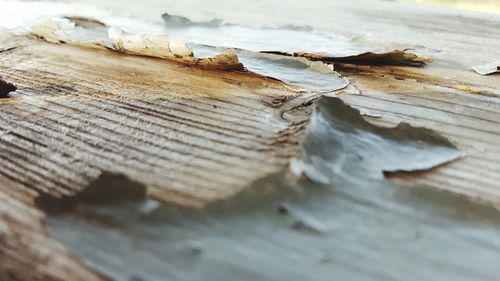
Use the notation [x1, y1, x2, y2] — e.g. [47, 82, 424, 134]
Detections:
[0, 0, 500, 278]
[335, 63, 500, 205]
[0, 39, 313, 206]
[0, 36, 314, 280]
[0, 187, 107, 281]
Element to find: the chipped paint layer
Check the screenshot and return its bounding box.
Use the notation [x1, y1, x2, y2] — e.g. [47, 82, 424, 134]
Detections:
[295, 97, 461, 181]
[192, 45, 349, 93]
[473, 62, 500, 75]
[161, 12, 432, 66]
[29, 18, 68, 44]
[1, 1, 499, 280]
[28, 18, 245, 71]
[40, 97, 489, 281]
[108, 26, 193, 58]
[276, 50, 433, 67]
[28, 17, 349, 92]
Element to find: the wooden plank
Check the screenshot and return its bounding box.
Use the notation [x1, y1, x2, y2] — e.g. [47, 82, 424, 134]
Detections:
[0, 187, 107, 281]
[336, 63, 500, 205]
[1, 0, 500, 279]
[0, 39, 313, 206]
[0, 36, 314, 280]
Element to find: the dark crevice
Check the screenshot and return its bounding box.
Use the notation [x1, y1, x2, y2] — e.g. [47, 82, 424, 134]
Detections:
[0, 75, 16, 98]
[36, 172, 147, 213]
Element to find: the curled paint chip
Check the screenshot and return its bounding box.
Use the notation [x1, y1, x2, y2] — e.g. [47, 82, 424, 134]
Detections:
[107, 28, 243, 70]
[195, 48, 244, 71]
[26, 17, 349, 91]
[238, 51, 349, 92]
[27, 18, 244, 71]
[162, 12, 223, 27]
[64, 16, 107, 28]
[30, 18, 108, 48]
[29, 18, 68, 43]
[298, 97, 462, 181]
[266, 50, 433, 67]
[108, 26, 194, 58]
[161, 12, 432, 67]
[473, 62, 500, 75]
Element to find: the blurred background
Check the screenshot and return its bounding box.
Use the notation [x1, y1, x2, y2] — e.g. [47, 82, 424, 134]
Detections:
[414, 0, 500, 12]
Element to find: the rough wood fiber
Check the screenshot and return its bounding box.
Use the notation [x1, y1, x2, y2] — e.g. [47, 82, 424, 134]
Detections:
[0, 39, 312, 206]
[0, 187, 107, 281]
[0, 37, 313, 280]
[0, 0, 500, 277]
[335, 64, 500, 205]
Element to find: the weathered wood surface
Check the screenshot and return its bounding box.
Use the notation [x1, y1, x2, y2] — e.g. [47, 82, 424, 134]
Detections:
[0, 189, 106, 281]
[0, 36, 316, 279]
[73, 0, 500, 66]
[0, 0, 500, 279]
[0, 39, 313, 205]
[57, 0, 500, 205]
[337, 63, 500, 203]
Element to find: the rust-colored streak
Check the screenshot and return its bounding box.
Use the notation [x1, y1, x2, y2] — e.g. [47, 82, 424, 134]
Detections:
[0, 38, 312, 206]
